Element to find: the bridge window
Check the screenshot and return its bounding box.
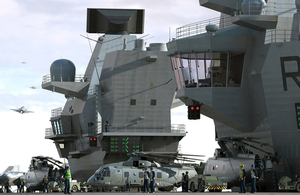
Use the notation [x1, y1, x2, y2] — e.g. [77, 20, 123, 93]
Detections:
[51, 119, 63, 135]
[170, 52, 244, 89]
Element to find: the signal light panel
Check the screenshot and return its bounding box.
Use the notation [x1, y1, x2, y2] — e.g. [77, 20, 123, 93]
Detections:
[89, 137, 97, 147]
[188, 105, 201, 120]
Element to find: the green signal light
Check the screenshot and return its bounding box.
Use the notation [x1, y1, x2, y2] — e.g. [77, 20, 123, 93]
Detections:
[126, 145, 128, 148]
[126, 138, 129, 141]
[126, 142, 129, 144]
[125, 149, 128, 152]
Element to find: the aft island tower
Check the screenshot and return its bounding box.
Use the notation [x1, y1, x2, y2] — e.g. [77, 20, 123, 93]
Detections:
[42, 9, 185, 182]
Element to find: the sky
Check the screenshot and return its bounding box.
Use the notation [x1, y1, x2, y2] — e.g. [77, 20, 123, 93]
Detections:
[0, 0, 219, 173]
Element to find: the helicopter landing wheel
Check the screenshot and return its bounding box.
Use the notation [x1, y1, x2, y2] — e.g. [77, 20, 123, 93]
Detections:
[190, 182, 196, 192]
[296, 183, 300, 192]
[71, 185, 78, 192]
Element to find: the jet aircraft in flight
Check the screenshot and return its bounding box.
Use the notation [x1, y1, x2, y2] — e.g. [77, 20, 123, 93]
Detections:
[10, 106, 34, 114]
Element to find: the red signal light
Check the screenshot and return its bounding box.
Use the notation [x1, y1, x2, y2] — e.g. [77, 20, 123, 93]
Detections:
[90, 138, 92, 141]
[196, 106, 200, 110]
[191, 107, 194, 110]
[94, 138, 96, 141]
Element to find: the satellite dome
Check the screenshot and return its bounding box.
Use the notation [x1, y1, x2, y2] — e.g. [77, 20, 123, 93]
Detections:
[206, 24, 218, 34]
[241, 0, 266, 15]
[50, 59, 76, 82]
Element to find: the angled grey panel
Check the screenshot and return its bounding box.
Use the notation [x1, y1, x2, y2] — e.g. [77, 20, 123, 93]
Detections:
[199, 0, 244, 15]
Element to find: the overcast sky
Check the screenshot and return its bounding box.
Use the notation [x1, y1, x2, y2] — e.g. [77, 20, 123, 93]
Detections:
[0, 0, 219, 173]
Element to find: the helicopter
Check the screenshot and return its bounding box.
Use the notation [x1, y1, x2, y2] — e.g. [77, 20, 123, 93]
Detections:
[87, 152, 204, 192]
[203, 137, 280, 190]
[25, 156, 66, 192]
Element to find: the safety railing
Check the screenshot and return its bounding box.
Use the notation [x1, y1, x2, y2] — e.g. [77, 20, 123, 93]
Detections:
[265, 2, 296, 15]
[103, 124, 186, 134]
[265, 29, 298, 44]
[45, 128, 53, 137]
[42, 74, 91, 84]
[51, 107, 62, 118]
[176, 2, 296, 40]
[45, 123, 101, 137]
[176, 15, 233, 39]
[88, 84, 98, 95]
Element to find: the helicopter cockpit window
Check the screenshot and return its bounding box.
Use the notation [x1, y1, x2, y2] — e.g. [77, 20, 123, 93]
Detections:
[102, 167, 110, 177]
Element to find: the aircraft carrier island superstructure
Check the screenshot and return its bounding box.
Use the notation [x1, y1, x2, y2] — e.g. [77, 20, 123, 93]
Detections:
[167, 0, 300, 190]
[41, 9, 185, 182]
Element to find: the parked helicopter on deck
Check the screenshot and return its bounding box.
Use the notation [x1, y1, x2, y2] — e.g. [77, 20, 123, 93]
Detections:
[87, 152, 203, 192]
[25, 156, 66, 192]
[203, 137, 280, 191]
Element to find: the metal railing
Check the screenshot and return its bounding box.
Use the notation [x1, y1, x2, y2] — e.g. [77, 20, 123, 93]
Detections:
[88, 85, 98, 95]
[265, 29, 298, 44]
[265, 2, 296, 15]
[45, 128, 53, 137]
[176, 2, 296, 40]
[176, 15, 233, 39]
[42, 74, 91, 84]
[45, 123, 101, 137]
[104, 124, 186, 134]
[45, 123, 183, 137]
[51, 107, 62, 118]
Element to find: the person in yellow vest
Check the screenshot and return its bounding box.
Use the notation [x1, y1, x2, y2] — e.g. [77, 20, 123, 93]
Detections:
[239, 164, 246, 193]
[42, 175, 49, 193]
[185, 171, 189, 192]
[64, 166, 71, 194]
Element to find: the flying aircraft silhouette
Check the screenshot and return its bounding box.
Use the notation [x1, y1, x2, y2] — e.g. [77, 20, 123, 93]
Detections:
[10, 106, 34, 114]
